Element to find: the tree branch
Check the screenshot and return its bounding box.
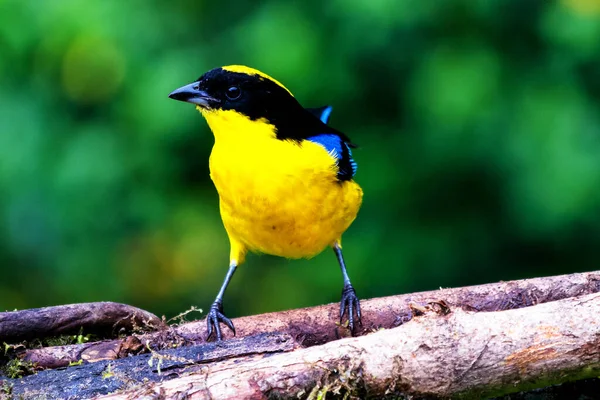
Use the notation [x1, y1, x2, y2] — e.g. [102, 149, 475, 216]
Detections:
[0, 302, 166, 343]
[2, 271, 600, 399]
[16, 270, 600, 369]
[95, 292, 600, 399]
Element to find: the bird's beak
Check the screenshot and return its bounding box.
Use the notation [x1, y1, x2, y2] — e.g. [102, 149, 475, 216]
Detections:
[168, 82, 218, 109]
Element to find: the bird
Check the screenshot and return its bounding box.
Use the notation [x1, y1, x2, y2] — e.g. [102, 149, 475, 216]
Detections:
[168, 65, 363, 341]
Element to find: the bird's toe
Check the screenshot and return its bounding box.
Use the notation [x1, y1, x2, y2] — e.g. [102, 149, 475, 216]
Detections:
[340, 284, 361, 332]
[206, 301, 235, 341]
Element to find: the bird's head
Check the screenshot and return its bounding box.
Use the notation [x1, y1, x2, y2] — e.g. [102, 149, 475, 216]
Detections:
[168, 65, 353, 149]
[169, 66, 311, 139]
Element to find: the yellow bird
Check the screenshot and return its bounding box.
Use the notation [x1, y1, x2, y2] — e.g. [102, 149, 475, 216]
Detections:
[169, 65, 363, 340]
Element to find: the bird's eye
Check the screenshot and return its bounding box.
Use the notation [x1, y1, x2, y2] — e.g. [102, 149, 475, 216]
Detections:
[225, 86, 242, 100]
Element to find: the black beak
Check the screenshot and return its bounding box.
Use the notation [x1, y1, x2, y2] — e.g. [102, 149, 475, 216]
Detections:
[168, 82, 218, 108]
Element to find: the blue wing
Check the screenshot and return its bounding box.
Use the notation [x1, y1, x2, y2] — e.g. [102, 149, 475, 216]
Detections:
[304, 106, 357, 181]
[307, 134, 357, 179]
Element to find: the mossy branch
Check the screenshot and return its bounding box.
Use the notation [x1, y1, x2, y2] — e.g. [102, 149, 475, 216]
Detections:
[0, 302, 166, 343]
[100, 292, 600, 399]
[2, 271, 600, 399]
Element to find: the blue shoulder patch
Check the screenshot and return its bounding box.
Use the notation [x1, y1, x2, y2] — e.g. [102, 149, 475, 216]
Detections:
[307, 134, 358, 179]
[304, 106, 357, 181]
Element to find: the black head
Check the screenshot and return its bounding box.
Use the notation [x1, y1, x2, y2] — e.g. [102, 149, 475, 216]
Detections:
[169, 66, 304, 123]
[169, 65, 353, 145]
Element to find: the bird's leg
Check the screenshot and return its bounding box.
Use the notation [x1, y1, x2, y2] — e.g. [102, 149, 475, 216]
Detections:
[333, 243, 361, 331]
[206, 262, 237, 341]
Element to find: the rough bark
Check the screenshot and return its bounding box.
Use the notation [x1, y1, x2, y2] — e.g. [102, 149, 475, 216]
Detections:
[5, 291, 600, 399]
[17, 270, 600, 369]
[3, 333, 296, 400]
[0, 302, 166, 343]
[93, 292, 600, 399]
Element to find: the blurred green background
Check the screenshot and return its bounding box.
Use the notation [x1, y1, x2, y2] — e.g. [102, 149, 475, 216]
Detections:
[1, 0, 600, 320]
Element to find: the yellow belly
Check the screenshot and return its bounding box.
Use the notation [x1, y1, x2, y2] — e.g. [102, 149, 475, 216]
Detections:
[209, 137, 363, 260]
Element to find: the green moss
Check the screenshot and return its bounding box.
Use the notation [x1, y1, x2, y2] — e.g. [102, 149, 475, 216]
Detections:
[43, 328, 92, 347]
[102, 364, 114, 379]
[1, 359, 36, 379]
[1, 380, 13, 395]
[303, 359, 366, 400]
[3, 328, 94, 353]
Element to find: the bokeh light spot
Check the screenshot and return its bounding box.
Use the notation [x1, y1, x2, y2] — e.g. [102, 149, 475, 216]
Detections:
[62, 35, 125, 103]
[562, 0, 600, 16]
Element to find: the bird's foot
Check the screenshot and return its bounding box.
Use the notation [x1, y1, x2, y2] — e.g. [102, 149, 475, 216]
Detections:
[206, 300, 235, 341]
[340, 284, 362, 332]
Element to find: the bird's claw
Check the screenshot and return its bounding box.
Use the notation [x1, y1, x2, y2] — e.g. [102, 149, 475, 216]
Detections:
[206, 301, 235, 341]
[340, 284, 361, 331]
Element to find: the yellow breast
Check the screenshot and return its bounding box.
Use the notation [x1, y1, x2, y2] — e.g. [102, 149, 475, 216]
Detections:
[203, 109, 363, 259]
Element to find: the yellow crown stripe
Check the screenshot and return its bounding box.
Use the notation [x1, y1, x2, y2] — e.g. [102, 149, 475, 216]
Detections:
[222, 65, 293, 96]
